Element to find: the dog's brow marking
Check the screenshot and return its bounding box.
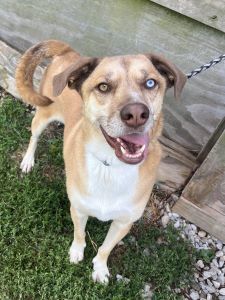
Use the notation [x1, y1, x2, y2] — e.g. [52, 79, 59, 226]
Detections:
[104, 72, 114, 82]
[121, 57, 130, 71]
[120, 57, 132, 86]
[140, 69, 148, 78]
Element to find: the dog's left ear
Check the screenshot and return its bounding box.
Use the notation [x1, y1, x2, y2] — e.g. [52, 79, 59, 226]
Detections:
[53, 57, 100, 97]
[145, 53, 187, 100]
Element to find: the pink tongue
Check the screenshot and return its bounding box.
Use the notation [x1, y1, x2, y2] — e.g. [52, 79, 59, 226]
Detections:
[121, 133, 149, 146]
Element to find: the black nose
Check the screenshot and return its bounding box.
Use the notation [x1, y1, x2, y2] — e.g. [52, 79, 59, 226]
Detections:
[120, 103, 149, 128]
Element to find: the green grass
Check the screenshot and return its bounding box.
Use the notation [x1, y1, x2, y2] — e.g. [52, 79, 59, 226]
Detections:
[0, 97, 197, 299]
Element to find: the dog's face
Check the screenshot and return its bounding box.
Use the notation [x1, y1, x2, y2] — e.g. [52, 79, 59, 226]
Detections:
[53, 54, 186, 164]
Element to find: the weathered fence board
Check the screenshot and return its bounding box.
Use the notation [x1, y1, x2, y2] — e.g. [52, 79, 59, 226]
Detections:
[174, 129, 225, 241]
[0, 40, 197, 191]
[151, 0, 225, 34]
[0, 0, 225, 153]
[0, 41, 44, 98]
[174, 197, 225, 242]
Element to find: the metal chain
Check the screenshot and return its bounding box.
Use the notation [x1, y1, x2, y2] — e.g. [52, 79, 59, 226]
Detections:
[186, 54, 225, 79]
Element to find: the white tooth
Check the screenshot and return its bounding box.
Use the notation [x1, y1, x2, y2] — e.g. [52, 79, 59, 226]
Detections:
[121, 145, 143, 159]
[120, 146, 127, 154]
[121, 142, 126, 149]
[137, 144, 145, 153]
[117, 138, 127, 149]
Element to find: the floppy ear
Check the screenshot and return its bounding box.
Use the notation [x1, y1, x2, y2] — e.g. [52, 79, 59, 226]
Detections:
[145, 53, 187, 100]
[52, 57, 99, 97]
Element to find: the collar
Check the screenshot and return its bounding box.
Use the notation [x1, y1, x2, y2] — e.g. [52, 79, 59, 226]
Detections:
[102, 160, 110, 166]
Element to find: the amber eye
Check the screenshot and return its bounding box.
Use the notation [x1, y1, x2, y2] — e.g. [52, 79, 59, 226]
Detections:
[97, 83, 109, 92]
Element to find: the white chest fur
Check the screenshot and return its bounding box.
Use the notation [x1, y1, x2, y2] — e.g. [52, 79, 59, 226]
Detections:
[70, 140, 140, 222]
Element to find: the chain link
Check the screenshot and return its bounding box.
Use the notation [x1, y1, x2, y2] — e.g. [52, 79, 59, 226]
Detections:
[186, 54, 225, 79]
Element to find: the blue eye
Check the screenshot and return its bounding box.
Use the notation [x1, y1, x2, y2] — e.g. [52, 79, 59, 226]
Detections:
[145, 79, 156, 89]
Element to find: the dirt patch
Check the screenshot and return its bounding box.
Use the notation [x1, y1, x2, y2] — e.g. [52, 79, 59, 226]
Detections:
[41, 164, 65, 181]
[142, 186, 170, 225]
[0, 86, 8, 105]
[11, 145, 27, 165]
[44, 122, 64, 140]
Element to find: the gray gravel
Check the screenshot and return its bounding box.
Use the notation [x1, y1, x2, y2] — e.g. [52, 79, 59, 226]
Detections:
[161, 210, 225, 299]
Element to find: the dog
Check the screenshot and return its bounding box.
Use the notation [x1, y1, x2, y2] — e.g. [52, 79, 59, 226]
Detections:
[16, 40, 186, 283]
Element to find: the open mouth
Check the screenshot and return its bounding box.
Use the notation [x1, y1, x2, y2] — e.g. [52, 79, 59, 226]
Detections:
[100, 127, 150, 164]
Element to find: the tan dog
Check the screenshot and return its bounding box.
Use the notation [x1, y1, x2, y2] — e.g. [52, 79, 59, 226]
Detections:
[16, 40, 186, 283]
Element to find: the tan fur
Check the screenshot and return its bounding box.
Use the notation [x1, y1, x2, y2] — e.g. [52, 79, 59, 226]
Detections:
[16, 40, 78, 106]
[16, 40, 186, 283]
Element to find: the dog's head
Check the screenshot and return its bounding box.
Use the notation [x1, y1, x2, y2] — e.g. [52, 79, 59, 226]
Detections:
[53, 54, 186, 164]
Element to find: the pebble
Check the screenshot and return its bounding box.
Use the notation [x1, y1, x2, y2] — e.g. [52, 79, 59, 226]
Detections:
[116, 274, 130, 284]
[165, 203, 171, 213]
[142, 284, 153, 299]
[218, 274, 225, 285]
[205, 285, 215, 294]
[217, 241, 223, 250]
[161, 215, 169, 227]
[216, 251, 224, 258]
[203, 271, 212, 279]
[198, 231, 206, 238]
[188, 230, 196, 237]
[117, 241, 125, 246]
[174, 220, 180, 228]
[116, 274, 123, 281]
[206, 279, 213, 286]
[143, 248, 150, 256]
[196, 260, 204, 269]
[220, 288, 225, 296]
[190, 291, 200, 300]
[206, 294, 212, 300]
[219, 260, 225, 268]
[211, 258, 219, 268]
[129, 236, 136, 243]
[191, 224, 197, 232]
[199, 283, 208, 294]
[212, 274, 218, 281]
[212, 280, 220, 288]
[171, 212, 179, 219]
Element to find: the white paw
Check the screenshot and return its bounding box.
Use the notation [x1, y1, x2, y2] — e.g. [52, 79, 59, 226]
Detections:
[69, 241, 85, 264]
[92, 256, 110, 284]
[20, 153, 35, 173]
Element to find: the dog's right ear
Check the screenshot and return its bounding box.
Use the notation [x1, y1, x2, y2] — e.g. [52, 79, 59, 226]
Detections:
[53, 57, 99, 97]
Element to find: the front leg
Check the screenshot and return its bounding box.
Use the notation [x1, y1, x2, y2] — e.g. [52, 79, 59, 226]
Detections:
[69, 205, 88, 264]
[92, 220, 132, 284]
